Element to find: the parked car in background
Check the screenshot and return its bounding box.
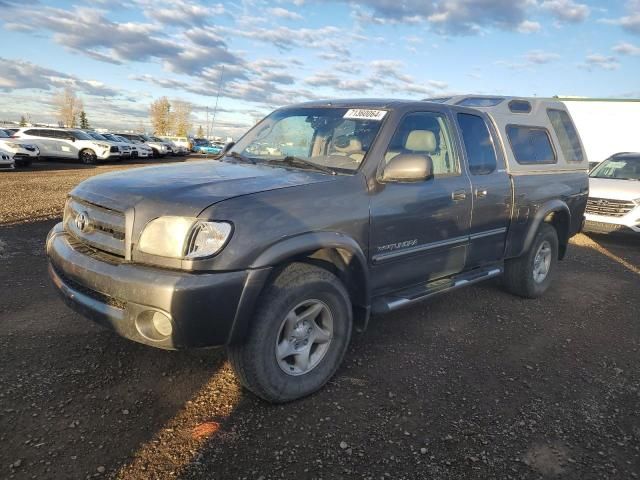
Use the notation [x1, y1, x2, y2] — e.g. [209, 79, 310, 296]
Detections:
[192, 140, 223, 155]
[47, 96, 588, 403]
[110, 134, 152, 158]
[584, 152, 640, 235]
[117, 133, 169, 158]
[0, 128, 39, 167]
[160, 136, 192, 155]
[13, 128, 120, 164]
[0, 146, 14, 170]
[83, 131, 129, 160]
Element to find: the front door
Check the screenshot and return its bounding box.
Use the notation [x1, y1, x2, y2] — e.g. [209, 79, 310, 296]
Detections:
[369, 110, 473, 295]
[455, 112, 511, 267]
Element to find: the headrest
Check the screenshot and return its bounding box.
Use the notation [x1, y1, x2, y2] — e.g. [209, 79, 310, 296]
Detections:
[405, 130, 436, 152]
[333, 137, 363, 153]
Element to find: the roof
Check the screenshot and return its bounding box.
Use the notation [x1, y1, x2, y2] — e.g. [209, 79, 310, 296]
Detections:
[283, 98, 433, 109]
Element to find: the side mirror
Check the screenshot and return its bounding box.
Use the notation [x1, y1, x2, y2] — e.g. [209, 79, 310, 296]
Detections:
[382, 154, 434, 182]
[222, 141, 235, 154]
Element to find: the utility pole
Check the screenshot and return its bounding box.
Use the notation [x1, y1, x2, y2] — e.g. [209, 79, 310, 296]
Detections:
[205, 106, 209, 139]
[210, 65, 225, 140]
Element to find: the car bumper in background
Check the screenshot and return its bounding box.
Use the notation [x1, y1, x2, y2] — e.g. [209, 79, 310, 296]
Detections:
[584, 213, 640, 234]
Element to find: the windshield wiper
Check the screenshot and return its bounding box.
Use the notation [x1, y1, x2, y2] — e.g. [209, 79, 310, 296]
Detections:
[226, 151, 256, 164]
[269, 156, 336, 175]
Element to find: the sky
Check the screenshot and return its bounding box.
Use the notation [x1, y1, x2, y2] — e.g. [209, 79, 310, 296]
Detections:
[0, 0, 639, 138]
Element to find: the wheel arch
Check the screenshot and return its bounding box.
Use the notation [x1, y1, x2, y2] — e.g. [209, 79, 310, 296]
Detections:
[522, 200, 571, 260]
[228, 232, 371, 344]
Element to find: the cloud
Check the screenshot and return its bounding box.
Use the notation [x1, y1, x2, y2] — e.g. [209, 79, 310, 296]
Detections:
[142, 1, 224, 27]
[541, 0, 590, 23]
[525, 50, 561, 63]
[517, 20, 541, 33]
[581, 54, 620, 71]
[267, 7, 303, 20]
[613, 41, 640, 55]
[305, 73, 372, 91]
[0, 57, 120, 97]
[602, 1, 640, 35]
[345, 0, 539, 35]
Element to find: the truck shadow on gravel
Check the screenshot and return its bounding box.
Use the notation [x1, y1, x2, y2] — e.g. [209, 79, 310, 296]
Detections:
[2, 221, 639, 480]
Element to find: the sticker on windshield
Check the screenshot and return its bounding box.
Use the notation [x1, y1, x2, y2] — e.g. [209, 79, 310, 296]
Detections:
[343, 109, 387, 121]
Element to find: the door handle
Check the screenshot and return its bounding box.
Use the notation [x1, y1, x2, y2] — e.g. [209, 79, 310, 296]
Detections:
[451, 190, 467, 201]
[475, 188, 488, 198]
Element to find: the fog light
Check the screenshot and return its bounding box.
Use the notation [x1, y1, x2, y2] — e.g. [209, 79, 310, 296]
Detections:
[152, 311, 173, 336]
[135, 310, 173, 341]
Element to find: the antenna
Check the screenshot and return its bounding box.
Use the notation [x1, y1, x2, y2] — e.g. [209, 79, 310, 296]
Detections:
[210, 65, 225, 140]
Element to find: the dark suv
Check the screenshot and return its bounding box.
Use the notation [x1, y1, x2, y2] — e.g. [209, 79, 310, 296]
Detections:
[47, 97, 589, 402]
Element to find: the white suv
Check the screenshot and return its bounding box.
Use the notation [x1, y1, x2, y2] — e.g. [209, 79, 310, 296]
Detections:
[0, 129, 39, 167]
[13, 127, 120, 164]
[585, 152, 640, 234]
[84, 131, 130, 160]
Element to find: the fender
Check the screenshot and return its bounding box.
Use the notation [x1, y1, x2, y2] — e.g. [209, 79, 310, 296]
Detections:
[227, 232, 371, 344]
[509, 199, 571, 258]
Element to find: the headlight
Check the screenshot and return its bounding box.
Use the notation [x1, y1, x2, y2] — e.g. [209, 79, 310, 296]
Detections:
[96, 143, 110, 149]
[6, 142, 20, 149]
[138, 217, 232, 259]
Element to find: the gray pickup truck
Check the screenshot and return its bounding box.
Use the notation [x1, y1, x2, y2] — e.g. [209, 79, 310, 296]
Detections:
[47, 96, 589, 402]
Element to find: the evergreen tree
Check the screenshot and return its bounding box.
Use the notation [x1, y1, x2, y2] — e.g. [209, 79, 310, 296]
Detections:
[19, 115, 27, 127]
[79, 110, 89, 129]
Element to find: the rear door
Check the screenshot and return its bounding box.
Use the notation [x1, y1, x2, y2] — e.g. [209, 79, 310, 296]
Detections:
[455, 112, 512, 267]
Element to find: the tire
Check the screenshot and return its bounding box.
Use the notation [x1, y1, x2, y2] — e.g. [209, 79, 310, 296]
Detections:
[79, 149, 97, 165]
[503, 223, 559, 299]
[151, 148, 159, 158]
[227, 263, 353, 403]
[16, 158, 32, 168]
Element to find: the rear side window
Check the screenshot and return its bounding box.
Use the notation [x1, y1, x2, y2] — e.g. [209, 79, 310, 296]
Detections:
[506, 125, 556, 165]
[24, 129, 40, 136]
[547, 109, 584, 162]
[457, 113, 497, 175]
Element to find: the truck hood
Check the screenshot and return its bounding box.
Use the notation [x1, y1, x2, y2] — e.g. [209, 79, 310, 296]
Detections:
[589, 177, 640, 201]
[71, 160, 337, 217]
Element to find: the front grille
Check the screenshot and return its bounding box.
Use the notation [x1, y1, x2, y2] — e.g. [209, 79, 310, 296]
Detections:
[64, 198, 126, 257]
[586, 198, 635, 218]
[110, 146, 118, 153]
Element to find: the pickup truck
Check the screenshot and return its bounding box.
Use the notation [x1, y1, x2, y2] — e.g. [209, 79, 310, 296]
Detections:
[46, 96, 589, 402]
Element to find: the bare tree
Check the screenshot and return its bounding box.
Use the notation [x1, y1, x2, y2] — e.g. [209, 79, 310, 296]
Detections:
[55, 87, 83, 128]
[149, 97, 171, 136]
[171, 100, 192, 136]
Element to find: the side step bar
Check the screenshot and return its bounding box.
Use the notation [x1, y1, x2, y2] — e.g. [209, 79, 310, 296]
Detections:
[372, 265, 503, 314]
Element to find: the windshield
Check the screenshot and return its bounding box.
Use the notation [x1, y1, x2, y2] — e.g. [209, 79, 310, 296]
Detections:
[590, 156, 640, 181]
[0, 130, 8, 138]
[114, 135, 129, 143]
[88, 132, 108, 141]
[229, 107, 387, 173]
[102, 134, 118, 141]
[72, 130, 93, 140]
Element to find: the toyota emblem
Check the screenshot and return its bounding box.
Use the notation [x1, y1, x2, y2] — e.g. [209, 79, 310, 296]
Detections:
[75, 211, 90, 232]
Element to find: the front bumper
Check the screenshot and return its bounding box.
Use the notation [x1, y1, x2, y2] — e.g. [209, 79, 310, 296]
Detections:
[584, 212, 640, 234]
[46, 223, 270, 349]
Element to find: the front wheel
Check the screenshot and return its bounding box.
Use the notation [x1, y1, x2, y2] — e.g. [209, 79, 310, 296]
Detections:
[227, 263, 353, 403]
[503, 223, 558, 299]
[79, 149, 97, 165]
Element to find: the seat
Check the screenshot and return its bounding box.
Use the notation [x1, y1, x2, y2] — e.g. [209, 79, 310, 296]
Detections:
[331, 137, 365, 162]
[385, 130, 437, 163]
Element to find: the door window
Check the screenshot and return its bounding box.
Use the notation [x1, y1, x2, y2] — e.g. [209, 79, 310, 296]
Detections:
[385, 112, 458, 176]
[457, 113, 498, 175]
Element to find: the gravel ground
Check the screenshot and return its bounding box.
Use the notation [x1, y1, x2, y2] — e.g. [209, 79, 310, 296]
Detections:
[0, 163, 638, 480]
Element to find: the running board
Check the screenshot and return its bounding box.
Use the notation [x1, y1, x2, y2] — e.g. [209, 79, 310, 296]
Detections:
[372, 266, 503, 314]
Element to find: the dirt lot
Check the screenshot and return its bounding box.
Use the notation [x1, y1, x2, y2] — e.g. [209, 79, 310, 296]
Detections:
[0, 161, 639, 479]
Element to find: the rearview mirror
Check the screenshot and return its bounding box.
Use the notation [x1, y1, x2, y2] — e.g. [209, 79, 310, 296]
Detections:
[381, 154, 434, 182]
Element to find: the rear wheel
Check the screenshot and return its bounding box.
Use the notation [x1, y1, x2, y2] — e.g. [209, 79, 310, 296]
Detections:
[79, 149, 97, 165]
[227, 263, 352, 403]
[503, 223, 558, 298]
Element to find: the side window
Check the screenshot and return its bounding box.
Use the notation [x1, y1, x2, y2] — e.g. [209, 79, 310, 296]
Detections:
[385, 112, 458, 176]
[506, 125, 557, 165]
[547, 109, 584, 162]
[24, 129, 39, 136]
[457, 113, 498, 175]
